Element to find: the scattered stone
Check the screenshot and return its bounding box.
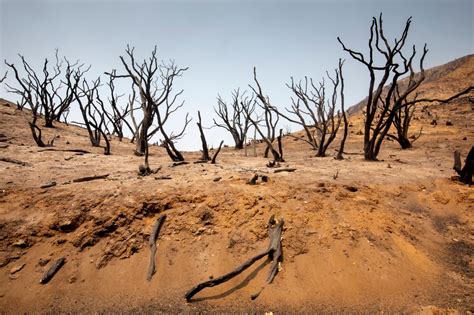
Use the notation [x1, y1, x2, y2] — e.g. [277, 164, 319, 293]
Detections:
[38, 258, 51, 267]
[9, 274, 19, 280]
[445, 120, 453, 126]
[213, 177, 221, 182]
[69, 276, 77, 284]
[12, 239, 29, 248]
[54, 238, 67, 245]
[345, 186, 358, 192]
[10, 263, 25, 274]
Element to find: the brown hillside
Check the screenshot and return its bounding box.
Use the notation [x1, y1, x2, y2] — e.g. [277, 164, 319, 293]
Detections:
[347, 54, 474, 115]
[0, 56, 473, 313]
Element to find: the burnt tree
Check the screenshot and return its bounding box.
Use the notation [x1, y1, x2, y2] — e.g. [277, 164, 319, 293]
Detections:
[386, 90, 422, 149]
[338, 14, 428, 160]
[75, 78, 111, 155]
[389, 86, 474, 149]
[336, 60, 348, 160]
[106, 46, 190, 160]
[247, 67, 283, 162]
[197, 111, 210, 161]
[273, 60, 345, 157]
[5, 50, 87, 128]
[214, 89, 255, 150]
[103, 72, 134, 142]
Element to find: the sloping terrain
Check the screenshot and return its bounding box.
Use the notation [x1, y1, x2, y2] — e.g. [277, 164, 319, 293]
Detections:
[0, 55, 473, 314]
[347, 54, 474, 115]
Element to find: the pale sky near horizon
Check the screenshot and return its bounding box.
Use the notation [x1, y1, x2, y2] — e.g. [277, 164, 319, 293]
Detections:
[0, 0, 472, 150]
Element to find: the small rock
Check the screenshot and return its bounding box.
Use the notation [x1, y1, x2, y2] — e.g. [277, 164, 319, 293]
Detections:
[69, 276, 77, 284]
[38, 258, 50, 267]
[10, 263, 25, 274]
[344, 186, 358, 192]
[213, 177, 221, 182]
[54, 238, 67, 245]
[9, 274, 19, 280]
[12, 239, 28, 248]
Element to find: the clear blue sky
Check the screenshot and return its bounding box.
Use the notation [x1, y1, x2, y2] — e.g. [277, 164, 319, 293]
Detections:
[0, 0, 472, 150]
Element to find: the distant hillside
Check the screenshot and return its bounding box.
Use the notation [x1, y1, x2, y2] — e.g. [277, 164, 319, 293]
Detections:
[347, 54, 474, 115]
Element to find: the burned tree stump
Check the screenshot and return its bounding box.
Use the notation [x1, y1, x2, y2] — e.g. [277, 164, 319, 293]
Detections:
[246, 174, 259, 185]
[147, 215, 166, 281]
[184, 215, 284, 302]
[40, 257, 66, 284]
[453, 146, 474, 185]
[211, 140, 224, 164]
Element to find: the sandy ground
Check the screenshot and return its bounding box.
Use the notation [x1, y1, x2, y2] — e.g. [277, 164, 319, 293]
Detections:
[0, 92, 473, 314]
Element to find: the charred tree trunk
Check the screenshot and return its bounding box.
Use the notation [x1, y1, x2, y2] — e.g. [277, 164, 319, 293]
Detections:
[454, 146, 474, 185]
[211, 140, 224, 164]
[197, 111, 210, 161]
[184, 215, 284, 302]
[336, 60, 348, 160]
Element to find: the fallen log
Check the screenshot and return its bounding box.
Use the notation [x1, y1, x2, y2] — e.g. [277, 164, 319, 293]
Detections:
[0, 157, 30, 166]
[172, 161, 189, 167]
[40, 257, 66, 284]
[40, 181, 57, 189]
[184, 215, 284, 302]
[274, 168, 297, 173]
[72, 174, 109, 183]
[147, 215, 167, 281]
[38, 148, 91, 154]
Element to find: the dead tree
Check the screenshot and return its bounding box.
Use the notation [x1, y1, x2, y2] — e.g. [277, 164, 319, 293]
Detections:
[106, 46, 190, 159]
[386, 90, 422, 149]
[389, 86, 473, 150]
[214, 89, 255, 149]
[211, 140, 224, 164]
[75, 78, 111, 155]
[103, 72, 134, 142]
[247, 67, 283, 162]
[338, 14, 428, 160]
[336, 60, 348, 160]
[5, 50, 88, 128]
[273, 60, 345, 157]
[453, 146, 474, 185]
[197, 111, 210, 161]
[184, 215, 284, 301]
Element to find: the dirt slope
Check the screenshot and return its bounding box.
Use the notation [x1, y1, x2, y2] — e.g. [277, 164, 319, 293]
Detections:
[0, 55, 473, 314]
[347, 54, 474, 115]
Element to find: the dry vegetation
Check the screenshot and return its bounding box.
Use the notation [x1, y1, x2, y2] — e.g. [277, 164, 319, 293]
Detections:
[0, 54, 473, 313]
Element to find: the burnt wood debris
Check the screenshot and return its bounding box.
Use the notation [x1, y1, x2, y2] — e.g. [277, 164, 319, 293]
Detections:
[147, 215, 166, 281]
[40, 257, 66, 284]
[184, 215, 284, 302]
[453, 146, 474, 185]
